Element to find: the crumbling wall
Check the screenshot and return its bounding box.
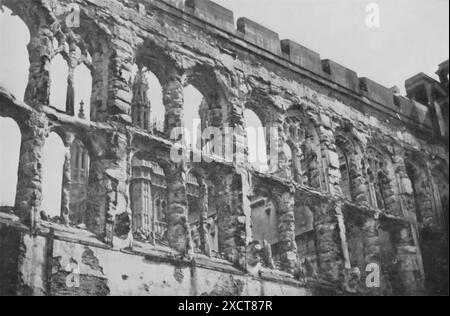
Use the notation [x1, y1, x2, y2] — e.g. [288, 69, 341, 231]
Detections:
[0, 0, 448, 296]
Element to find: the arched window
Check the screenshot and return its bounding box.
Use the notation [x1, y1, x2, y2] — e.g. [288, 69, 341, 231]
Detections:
[73, 63, 92, 120]
[366, 148, 392, 211]
[69, 139, 90, 224]
[131, 66, 164, 132]
[0, 7, 30, 101]
[49, 54, 69, 112]
[336, 145, 352, 200]
[41, 132, 66, 218]
[183, 85, 204, 150]
[244, 109, 268, 172]
[0, 117, 21, 207]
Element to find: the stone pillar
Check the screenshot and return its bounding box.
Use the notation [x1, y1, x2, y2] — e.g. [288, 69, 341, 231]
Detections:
[14, 112, 47, 228]
[24, 28, 54, 109]
[86, 130, 131, 249]
[65, 67, 75, 116]
[107, 39, 134, 121]
[198, 178, 211, 257]
[162, 71, 184, 137]
[60, 146, 72, 225]
[311, 198, 346, 282]
[215, 172, 247, 268]
[318, 123, 338, 194]
[347, 152, 369, 204]
[273, 190, 298, 274]
[165, 162, 192, 256]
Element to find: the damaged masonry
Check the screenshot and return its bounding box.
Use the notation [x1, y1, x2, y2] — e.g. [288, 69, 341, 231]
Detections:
[0, 0, 448, 296]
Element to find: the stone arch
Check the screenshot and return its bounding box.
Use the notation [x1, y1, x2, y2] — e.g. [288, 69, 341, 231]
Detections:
[0, 117, 22, 208]
[365, 145, 399, 214]
[335, 132, 368, 203]
[284, 107, 322, 189]
[0, 6, 30, 101]
[130, 64, 165, 133]
[135, 39, 184, 135]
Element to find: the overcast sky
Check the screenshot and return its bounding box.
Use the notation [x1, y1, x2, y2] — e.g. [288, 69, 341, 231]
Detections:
[214, 0, 449, 93]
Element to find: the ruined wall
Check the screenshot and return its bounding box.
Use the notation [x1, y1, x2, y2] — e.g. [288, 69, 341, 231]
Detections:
[0, 0, 448, 296]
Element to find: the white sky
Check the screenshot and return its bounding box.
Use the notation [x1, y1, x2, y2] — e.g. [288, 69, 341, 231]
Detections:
[214, 0, 449, 93]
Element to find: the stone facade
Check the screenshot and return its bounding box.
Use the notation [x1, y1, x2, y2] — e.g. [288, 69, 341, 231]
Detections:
[0, 0, 448, 296]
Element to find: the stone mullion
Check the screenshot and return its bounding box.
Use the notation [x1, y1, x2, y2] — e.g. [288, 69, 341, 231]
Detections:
[66, 67, 75, 116]
[60, 145, 72, 225]
[198, 178, 211, 256]
[273, 190, 298, 274]
[318, 125, 338, 194]
[347, 153, 369, 204]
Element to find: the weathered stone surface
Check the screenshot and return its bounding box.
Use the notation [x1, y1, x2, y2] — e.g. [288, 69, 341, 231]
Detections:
[0, 0, 448, 296]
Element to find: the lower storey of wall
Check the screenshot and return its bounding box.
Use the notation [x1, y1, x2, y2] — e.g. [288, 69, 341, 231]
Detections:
[0, 222, 310, 296]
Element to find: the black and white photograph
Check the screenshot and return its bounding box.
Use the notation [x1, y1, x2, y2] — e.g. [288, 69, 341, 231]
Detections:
[0, 0, 448, 299]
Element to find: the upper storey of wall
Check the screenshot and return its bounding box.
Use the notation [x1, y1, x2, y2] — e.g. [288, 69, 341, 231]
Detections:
[157, 0, 439, 133]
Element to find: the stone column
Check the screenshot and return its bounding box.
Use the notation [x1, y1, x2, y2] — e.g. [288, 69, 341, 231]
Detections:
[107, 39, 135, 121]
[273, 190, 298, 274]
[24, 28, 54, 109]
[86, 130, 132, 249]
[165, 162, 192, 256]
[310, 198, 346, 282]
[198, 178, 211, 256]
[215, 171, 247, 268]
[318, 123, 338, 194]
[65, 67, 75, 116]
[347, 151, 369, 204]
[14, 112, 47, 228]
[60, 146, 72, 225]
[162, 71, 184, 138]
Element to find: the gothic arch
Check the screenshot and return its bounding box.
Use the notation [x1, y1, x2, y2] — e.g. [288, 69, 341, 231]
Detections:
[335, 131, 368, 203]
[365, 145, 398, 214]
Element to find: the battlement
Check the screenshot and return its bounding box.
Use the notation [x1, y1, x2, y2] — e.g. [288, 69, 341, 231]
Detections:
[155, 0, 441, 131]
